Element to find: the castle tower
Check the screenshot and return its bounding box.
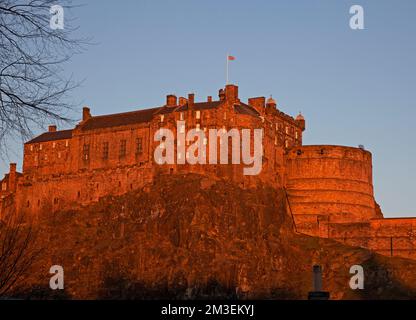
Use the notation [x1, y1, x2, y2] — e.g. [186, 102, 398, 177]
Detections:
[295, 112, 305, 131]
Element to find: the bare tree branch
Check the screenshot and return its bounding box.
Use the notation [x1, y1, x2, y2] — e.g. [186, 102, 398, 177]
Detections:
[0, 209, 41, 297]
[0, 0, 89, 156]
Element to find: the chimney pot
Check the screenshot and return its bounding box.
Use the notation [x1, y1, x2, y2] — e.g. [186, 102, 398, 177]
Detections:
[10, 163, 16, 173]
[48, 125, 57, 132]
[207, 96, 212, 102]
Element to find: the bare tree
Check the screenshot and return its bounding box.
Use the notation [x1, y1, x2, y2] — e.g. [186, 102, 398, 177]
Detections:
[0, 0, 86, 296]
[0, 0, 87, 154]
[0, 210, 40, 297]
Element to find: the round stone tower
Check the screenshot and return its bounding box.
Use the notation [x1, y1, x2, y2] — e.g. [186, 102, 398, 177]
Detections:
[285, 145, 378, 234]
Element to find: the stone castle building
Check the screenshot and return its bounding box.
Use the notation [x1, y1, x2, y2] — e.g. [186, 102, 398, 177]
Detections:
[1, 84, 416, 260]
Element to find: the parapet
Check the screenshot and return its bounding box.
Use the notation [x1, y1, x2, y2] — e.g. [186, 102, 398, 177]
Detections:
[286, 145, 372, 162]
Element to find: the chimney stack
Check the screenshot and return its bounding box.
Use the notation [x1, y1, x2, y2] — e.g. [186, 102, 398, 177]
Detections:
[207, 96, 212, 103]
[82, 107, 91, 121]
[188, 93, 195, 109]
[225, 84, 239, 102]
[9, 163, 17, 193]
[248, 97, 266, 114]
[218, 89, 225, 101]
[48, 125, 57, 132]
[166, 94, 177, 107]
[178, 97, 188, 106]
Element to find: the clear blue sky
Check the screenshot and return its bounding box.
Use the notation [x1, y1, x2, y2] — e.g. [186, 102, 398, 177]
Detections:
[1, 0, 415, 217]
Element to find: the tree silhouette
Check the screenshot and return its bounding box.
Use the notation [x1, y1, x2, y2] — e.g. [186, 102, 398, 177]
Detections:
[0, 0, 88, 154]
[0, 210, 40, 297]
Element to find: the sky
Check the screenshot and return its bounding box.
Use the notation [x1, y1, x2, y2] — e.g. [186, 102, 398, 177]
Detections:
[1, 0, 415, 217]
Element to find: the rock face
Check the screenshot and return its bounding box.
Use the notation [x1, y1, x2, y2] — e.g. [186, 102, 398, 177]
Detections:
[15, 174, 416, 299]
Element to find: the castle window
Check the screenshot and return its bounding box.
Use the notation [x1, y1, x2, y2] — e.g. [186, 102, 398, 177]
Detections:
[285, 127, 289, 134]
[160, 115, 164, 122]
[136, 138, 143, 155]
[39, 144, 43, 150]
[82, 144, 90, 161]
[196, 124, 200, 131]
[30, 145, 33, 151]
[285, 140, 289, 148]
[58, 152, 61, 159]
[44, 153, 48, 161]
[53, 142, 56, 148]
[65, 140, 69, 147]
[119, 139, 127, 158]
[295, 131, 299, 140]
[2, 182, 6, 191]
[196, 110, 201, 119]
[180, 112, 184, 120]
[103, 142, 109, 159]
[223, 112, 227, 120]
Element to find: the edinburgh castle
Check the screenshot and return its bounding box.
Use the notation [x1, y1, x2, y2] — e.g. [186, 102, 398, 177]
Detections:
[2, 83, 416, 268]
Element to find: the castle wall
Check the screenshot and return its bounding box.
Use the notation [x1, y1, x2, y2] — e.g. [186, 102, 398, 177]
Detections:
[16, 163, 154, 217]
[72, 124, 151, 172]
[23, 137, 72, 175]
[320, 218, 416, 260]
[285, 145, 379, 236]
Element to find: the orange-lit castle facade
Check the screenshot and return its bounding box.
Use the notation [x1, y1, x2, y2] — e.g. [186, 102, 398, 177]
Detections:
[1, 84, 416, 260]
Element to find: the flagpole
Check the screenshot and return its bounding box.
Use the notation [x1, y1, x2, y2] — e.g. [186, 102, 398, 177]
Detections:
[226, 53, 229, 85]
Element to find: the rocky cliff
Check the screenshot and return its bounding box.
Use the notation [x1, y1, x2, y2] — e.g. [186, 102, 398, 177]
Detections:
[13, 173, 416, 299]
